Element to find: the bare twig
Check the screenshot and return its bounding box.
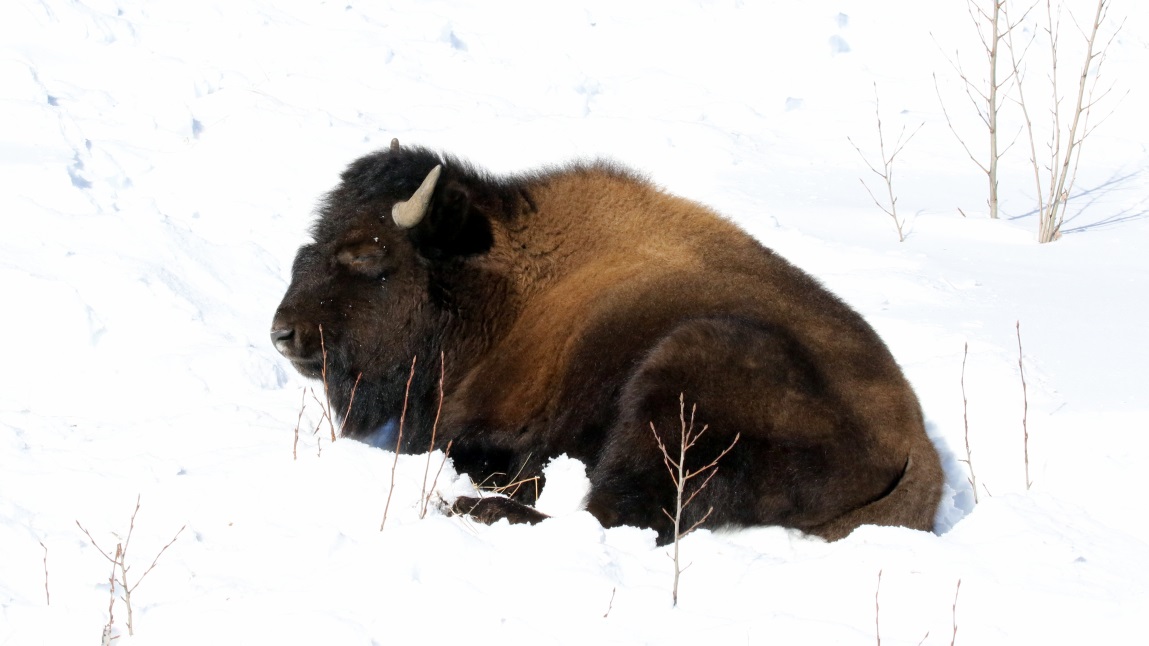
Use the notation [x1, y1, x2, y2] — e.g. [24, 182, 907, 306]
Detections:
[1016, 321, 1032, 489]
[849, 83, 923, 241]
[103, 555, 116, 645]
[309, 388, 330, 435]
[423, 439, 454, 518]
[649, 393, 740, 606]
[960, 342, 979, 503]
[951, 579, 963, 646]
[293, 388, 306, 460]
[419, 352, 446, 519]
[875, 569, 883, 646]
[604, 587, 617, 618]
[382, 356, 417, 531]
[336, 372, 363, 439]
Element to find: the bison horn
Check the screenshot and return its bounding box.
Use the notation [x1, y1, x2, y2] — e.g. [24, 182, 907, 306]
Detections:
[391, 164, 442, 229]
[390, 138, 400, 151]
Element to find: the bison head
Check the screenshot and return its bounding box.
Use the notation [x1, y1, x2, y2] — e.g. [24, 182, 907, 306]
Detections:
[270, 140, 497, 446]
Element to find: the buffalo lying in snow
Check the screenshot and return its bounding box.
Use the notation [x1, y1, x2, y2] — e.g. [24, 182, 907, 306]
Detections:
[270, 140, 942, 543]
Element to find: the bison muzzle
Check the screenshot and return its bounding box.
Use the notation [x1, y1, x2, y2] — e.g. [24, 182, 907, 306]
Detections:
[270, 140, 943, 543]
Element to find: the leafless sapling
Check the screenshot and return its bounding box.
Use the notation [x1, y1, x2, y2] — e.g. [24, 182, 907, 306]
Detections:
[849, 83, 924, 242]
[1005, 0, 1125, 242]
[77, 495, 185, 637]
[649, 393, 740, 606]
[933, 0, 1033, 219]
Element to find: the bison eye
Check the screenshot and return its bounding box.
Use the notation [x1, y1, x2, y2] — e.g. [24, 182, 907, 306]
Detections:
[336, 246, 387, 276]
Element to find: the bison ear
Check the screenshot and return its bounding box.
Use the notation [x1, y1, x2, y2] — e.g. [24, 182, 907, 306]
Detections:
[407, 179, 494, 260]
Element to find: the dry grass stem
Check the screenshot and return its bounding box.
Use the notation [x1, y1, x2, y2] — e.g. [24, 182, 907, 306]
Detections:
[473, 451, 540, 501]
[487, 476, 540, 500]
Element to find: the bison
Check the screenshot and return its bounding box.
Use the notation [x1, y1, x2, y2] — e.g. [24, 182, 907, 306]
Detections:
[270, 139, 943, 543]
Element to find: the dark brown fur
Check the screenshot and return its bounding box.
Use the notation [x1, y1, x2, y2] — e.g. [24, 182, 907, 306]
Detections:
[271, 144, 943, 544]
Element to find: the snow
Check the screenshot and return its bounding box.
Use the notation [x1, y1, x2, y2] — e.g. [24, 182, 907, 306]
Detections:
[3, 0, 1149, 643]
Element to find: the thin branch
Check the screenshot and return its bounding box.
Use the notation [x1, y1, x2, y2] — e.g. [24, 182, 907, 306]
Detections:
[424, 439, 454, 518]
[39, 540, 49, 606]
[960, 342, 979, 503]
[128, 525, 186, 594]
[934, 73, 990, 174]
[293, 387, 305, 460]
[319, 324, 336, 443]
[951, 579, 963, 646]
[103, 554, 116, 643]
[1016, 321, 1032, 490]
[875, 569, 883, 646]
[419, 352, 446, 519]
[381, 355, 417, 531]
[336, 372, 363, 438]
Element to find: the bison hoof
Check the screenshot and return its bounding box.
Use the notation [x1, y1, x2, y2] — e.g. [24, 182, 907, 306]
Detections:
[450, 496, 550, 526]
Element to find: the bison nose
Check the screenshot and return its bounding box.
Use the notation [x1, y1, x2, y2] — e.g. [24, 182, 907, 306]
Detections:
[270, 326, 295, 355]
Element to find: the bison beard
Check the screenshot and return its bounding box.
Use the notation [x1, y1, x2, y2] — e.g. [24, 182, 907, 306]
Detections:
[270, 140, 944, 544]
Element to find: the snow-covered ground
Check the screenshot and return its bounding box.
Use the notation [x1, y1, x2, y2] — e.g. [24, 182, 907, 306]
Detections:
[3, 1, 1148, 643]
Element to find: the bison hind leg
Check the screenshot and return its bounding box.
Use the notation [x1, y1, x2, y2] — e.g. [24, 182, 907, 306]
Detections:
[450, 496, 550, 526]
[586, 316, 932, 543]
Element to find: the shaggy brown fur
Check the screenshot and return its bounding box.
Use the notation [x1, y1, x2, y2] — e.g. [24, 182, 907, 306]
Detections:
[271, 143, 943, 544]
